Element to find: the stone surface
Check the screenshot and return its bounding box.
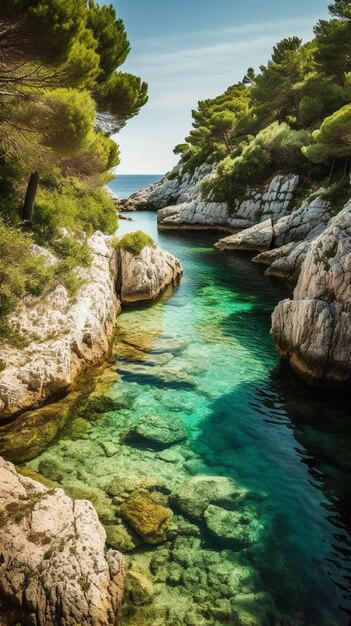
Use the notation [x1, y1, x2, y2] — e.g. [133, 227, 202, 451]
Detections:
[0, 456, 125, 626]
[253, 241, 311, 284]
[129, 413, 187, 446]
[271, 201, 351, 385]
[0, 232, 183, 419]
[118, 244, 183, 304]
[171, 475, 248, 519]
[120, 493, 173, 544]
[215, 219, 273, 253]
[122, 164, 300, 235]
[0, 232, 120, 420]
[204, 504, 263, 550]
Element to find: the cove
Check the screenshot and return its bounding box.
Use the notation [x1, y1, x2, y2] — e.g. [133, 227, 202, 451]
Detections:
[16, 211, 351, 625]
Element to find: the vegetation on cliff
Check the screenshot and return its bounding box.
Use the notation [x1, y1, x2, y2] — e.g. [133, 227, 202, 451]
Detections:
[0, 0, 148, 342]
[175, 0, 351, 207]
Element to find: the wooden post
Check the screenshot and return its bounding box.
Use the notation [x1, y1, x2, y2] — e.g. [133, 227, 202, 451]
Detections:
[22, 171, 39, 224]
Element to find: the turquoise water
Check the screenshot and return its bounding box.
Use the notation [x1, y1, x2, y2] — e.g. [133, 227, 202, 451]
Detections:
[109, 174, 162, 199]
[16, 211, 351, 625]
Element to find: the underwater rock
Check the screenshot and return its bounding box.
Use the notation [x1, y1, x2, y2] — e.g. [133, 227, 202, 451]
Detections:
[107, 474, 163, 500]
[204, 505, 262, 549]
[171, 475, 247, 519]
[101, 441, 119, 457]
[120, 493, 173, 544]
[118, 243, 183, 304]
[105, 522, 142, 552]
[124, 567, 154, 606]
[0, 456, 125, 626]
[129, 413, 187, 446]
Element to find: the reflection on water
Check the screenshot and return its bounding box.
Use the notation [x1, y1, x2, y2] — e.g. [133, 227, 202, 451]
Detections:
[4, 211, 351, 625]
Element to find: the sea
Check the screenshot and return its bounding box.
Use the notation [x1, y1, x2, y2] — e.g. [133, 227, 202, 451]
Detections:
[108, 174, 163, 200]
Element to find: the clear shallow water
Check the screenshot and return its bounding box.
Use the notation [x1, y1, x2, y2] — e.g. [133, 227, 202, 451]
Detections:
[108, 174, 162, 199]
[13, 212, 351, 625]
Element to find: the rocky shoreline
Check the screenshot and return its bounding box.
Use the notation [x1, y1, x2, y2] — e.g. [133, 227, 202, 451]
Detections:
[0, 233, 182, 421]
[122, 165, 351, 386]
[0, 229, 183, 625]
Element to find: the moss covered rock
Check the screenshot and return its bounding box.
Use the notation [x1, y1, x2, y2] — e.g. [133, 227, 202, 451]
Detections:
[120, 493, 173, 544]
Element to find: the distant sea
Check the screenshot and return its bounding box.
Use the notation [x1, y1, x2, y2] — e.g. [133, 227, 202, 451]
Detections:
[108, 174, 162, 200]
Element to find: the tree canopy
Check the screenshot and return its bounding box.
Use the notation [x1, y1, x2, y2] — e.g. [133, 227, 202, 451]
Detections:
[175, 0, 351, 204]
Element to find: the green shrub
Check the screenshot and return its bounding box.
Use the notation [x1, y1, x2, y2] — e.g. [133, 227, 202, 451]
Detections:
[51, 235, 92, 267]
[0, 359, 6, 372]
[33, 176, 118, 244]
[116, 231, 155, 255]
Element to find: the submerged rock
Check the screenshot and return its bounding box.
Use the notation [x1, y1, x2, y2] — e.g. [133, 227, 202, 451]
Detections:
[105, 522, 142, 552]
[128, 413, 187, 446]
[120, 493, 173, 544]
[0, 456, 125, 626]
[171, 475, 248, 519]
[204, 504, 263, 549]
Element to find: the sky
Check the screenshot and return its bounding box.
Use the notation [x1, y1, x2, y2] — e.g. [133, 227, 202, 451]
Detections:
[111, 0, 330, 174]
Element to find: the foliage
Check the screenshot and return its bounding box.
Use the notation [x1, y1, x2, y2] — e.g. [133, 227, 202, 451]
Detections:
[0, 220, 53, 342]
[174, 0, 351, 206]
[116, 231, 156, 256]
[51, 235, 92, 267]
[32, 176, 118, 243]
[0, 0, 148, 227]
[303, 104, 351, 162]
[202, 123, 312, 207]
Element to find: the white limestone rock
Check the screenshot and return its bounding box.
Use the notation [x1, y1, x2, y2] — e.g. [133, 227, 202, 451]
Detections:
[214, 219, 274, 253]
[253, 241, 311, 284]
[0, 456, 125, 626]
[119, 244, 183, 304]
[0, 232, 120, 419]
[271, 201, 351, 385]
[272, 197, 332, 247]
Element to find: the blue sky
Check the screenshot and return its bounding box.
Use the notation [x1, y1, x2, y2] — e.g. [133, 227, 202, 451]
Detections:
[111, 0, 330, 174]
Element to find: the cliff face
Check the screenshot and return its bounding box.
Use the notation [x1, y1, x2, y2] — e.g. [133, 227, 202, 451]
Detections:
[271, 202, 351, 385]
[0, 457, 125, 626]
[0, 232, 120, 420]
[0, 234, 182, 420]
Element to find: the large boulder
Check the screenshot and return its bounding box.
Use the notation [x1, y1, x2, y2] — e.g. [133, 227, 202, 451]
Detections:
[0, 456, 125, 626]
[271, 202, 351, 385]
[119, 244, 183, 304]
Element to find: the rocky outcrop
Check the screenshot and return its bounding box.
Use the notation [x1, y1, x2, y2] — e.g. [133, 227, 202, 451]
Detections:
[0, 234, 183, 419]
[215, 195, 332, 255]
[214, 219, 273, 253]
[271, 202, 351, 385]
[0, 456, 125, 625]
[118, 244, 182, 304]
[156, 171, 300, 232]
[121, 164, 301, 234]
[253, 241, 311, 283]
[0, 232, 120, 420]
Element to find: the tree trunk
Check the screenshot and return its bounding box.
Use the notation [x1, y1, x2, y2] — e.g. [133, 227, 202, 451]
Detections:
[22, 171, 39, 224]
[327, 159, 335, 187]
